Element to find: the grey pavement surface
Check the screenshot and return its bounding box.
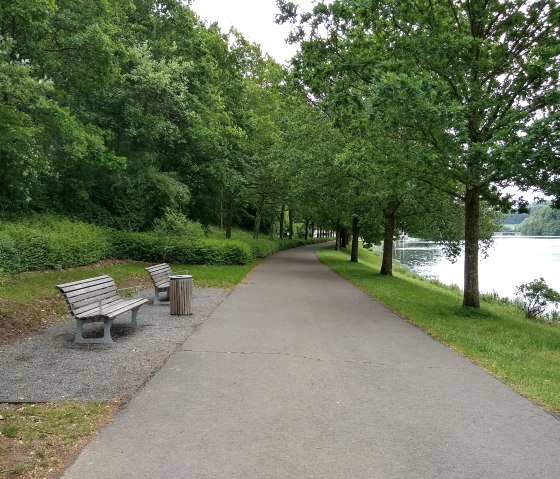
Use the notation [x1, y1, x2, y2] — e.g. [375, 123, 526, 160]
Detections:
[62, 244, 560, 478]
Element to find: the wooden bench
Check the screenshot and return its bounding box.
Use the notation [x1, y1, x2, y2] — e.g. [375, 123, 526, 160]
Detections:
[57, 275, 149, 344]
[145, 263, 172, 304]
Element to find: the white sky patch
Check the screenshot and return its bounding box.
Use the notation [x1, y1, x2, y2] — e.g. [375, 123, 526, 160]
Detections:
[191, 0, 318, 65]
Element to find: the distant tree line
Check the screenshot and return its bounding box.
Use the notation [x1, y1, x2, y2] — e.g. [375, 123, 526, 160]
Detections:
[520, 206, 560, 236]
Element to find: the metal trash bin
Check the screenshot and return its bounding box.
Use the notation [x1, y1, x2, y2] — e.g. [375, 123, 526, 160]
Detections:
[169, 275, 193, 315]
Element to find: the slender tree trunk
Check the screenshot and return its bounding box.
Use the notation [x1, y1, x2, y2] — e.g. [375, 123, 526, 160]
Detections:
[463, 187, 481, 308]
[288, 209, 294, 239]
[253, 197, 264, 239]
[351, 216, 360, 262]
[340, 230, 349, 248]
[269, 212, 275, 240]
[335, 220, 341, 250]
[225, 196, 233, 239]
[279, 205, 285, 239]
[220, 188, 223, 231]
[381, 201, 400, 276]
[304, 219, 310, 240]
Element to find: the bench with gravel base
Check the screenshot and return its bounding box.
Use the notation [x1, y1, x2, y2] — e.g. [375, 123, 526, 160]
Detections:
[145, 263, 174, 304]
[57, 275, 149, 344]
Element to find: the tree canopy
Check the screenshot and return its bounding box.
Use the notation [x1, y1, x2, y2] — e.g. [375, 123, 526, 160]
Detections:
[278, 0, 560, 307]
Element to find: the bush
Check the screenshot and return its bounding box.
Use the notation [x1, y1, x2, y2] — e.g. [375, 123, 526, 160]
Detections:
[152, 208, 206, 240]
[0, 216, 110, 274]
[110, 231, 253, 265]
[516, 278, 560, 319]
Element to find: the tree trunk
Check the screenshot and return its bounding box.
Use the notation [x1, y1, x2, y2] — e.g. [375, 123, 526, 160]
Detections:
[288, 209, 294, 239]
[304, 219, 310, 240]
[463, 187, 481, 308]
[279, 205, 285, 239]
[340, 230, 348, 248]
[335, 220, 341, 250]
[253, 197, 264, 239]
[380, 206, 397, 276]
[225, 196, 233, 239]
[269, 212, 275, 239]
[351, 216, 360, 262]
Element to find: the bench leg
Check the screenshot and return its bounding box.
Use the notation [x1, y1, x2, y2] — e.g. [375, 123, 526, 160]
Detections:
[130, 307, 140, 328]
[153, 287, 161, 304]
[153, 288, 169, 304]
[75, 318, 114, 344]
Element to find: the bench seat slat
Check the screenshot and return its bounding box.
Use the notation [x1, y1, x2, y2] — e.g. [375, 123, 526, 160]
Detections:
[64, 284, 117, 301]
[72, 296, 122, 316]
[146, 263, 171, 272]
[57, 276, 114, 292]
[75, 298, 148, 319]
[150, 271, 170, 280]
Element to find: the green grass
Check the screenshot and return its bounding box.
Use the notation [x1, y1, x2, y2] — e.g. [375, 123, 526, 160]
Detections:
[0, 402, 115, 478]
[0, 260, 255, 299]
[317, 246, 560, 415]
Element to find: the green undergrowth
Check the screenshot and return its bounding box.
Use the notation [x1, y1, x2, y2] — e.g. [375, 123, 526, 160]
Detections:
[0, 216, 320, 275]
[317, 246, 560, 415]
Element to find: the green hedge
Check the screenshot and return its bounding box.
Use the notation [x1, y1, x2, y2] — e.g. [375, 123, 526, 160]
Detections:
[0, 217, 110, 274]
[0, 217, 322, 274]
[110, 232, 253, 265]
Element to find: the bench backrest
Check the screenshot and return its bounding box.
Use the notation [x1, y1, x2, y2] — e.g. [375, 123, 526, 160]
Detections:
[145, 263, 172, 288]
[57, 275, 120, 317]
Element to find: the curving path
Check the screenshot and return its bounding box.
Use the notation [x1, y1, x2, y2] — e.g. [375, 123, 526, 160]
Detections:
[63, 243, 560, 479]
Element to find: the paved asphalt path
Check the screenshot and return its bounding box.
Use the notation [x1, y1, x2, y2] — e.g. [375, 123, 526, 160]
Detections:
[63, 243, 560, 479]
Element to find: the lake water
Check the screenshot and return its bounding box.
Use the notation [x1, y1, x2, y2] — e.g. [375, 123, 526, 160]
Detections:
[393, 236, 560, 300]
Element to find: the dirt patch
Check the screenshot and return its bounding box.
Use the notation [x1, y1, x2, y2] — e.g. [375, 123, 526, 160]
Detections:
[0, 298, 68, 347]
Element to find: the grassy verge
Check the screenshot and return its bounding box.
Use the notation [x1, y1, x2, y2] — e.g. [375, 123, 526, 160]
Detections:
[317, 246, 560, 415]
[0, 402, 117, 478]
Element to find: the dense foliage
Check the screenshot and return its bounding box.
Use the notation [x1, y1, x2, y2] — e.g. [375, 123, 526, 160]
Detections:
[519, 206, 560, 236]
[0, 217, 317, 274]
[279, 0, 560, 307]
[0, 0, 340, 235]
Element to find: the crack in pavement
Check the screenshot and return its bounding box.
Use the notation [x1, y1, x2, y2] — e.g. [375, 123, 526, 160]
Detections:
[180, 349, 470, 370]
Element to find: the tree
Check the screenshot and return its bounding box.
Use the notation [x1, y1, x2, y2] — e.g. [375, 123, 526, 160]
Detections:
[520, 205, 560, 236]
[279, 0, 560, 307]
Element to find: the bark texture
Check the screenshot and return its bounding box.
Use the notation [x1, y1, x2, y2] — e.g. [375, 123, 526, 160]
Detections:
[351, 216, 360, 262]
[463, 188, 481, 308]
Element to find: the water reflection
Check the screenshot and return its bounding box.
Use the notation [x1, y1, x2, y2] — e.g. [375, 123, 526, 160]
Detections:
[392, 237, 560, 300]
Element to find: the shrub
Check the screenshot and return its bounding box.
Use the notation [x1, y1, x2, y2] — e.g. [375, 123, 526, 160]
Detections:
[516, 278, 560, 319]
[110, 232, 252, 265]
[152, 208, 206, 240]
[0, 216, 110, 274]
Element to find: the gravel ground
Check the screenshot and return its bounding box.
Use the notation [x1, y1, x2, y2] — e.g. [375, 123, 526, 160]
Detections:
[0, 287, 228, 402]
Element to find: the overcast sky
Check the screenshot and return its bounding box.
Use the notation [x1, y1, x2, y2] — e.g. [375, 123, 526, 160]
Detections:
[191, 0, 317, 65]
